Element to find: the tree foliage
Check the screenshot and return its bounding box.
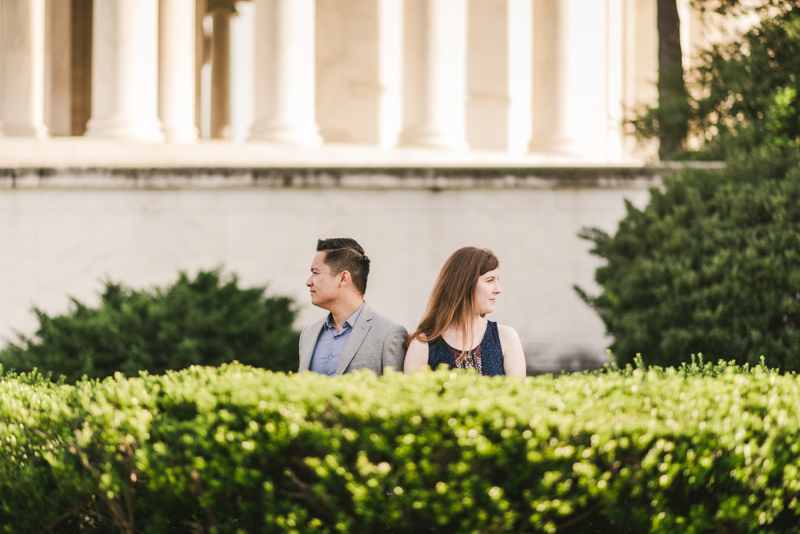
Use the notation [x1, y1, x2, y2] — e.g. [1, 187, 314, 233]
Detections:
[691, 0, 798, 16]
[633, 0, 800, 159]
[576, 154, 800, 369]
[0, 269, 300, 382]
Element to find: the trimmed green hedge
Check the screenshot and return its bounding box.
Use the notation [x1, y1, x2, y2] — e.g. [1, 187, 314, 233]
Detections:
[2, 362, 800, 533]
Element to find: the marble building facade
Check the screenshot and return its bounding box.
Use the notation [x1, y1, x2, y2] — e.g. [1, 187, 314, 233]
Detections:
[0, 0, 715, 156]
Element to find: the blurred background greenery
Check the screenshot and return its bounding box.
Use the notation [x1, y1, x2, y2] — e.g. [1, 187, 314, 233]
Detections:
[637, 0, 800, 161]
[0, 269, 299, 382]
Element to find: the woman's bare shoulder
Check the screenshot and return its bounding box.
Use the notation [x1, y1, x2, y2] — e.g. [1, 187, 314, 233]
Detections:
[407, 337, 429, 351]
[496, 324, 526, 377]
[404, 336, 430, 373]
[496, 324, 521, 341]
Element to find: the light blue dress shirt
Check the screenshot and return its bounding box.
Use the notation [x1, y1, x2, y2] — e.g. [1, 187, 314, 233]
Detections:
[309, 303, 365, 376]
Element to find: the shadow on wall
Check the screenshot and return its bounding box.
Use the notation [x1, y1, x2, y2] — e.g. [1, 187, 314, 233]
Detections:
[524, 344, 610, 376]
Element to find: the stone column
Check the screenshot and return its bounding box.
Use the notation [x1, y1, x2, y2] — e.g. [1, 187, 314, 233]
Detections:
[376, 0, 404, 148]
[529, 0, 569, 154]
[0, 0, 49, 138]
[466, 0, 532, 154]
[529, 0, 609, 160]
[315, 0, 403, 147]
[46, 0, 73, 136]
[160, 0, 199, 143]
[399, 0, 468, 151]
[208, 0, 235, 139]
[195, 0, 208, 134]
[85, 0, 163, 141]
[621, 0, 658, 160]
[606, 0, 624, 162]
[250, 0, 321, 145]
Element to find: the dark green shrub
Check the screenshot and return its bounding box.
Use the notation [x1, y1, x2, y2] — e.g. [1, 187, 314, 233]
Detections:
[2, 362, 800, 533]
[576, 155, 800, 370]
[0, 269, 299, 381]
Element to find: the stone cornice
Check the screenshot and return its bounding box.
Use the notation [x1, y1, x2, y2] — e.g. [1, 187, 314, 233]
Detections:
[0, 163, 723, 190]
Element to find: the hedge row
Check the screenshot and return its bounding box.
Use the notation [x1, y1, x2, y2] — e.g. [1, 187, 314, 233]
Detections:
[2, 362, 800, 533]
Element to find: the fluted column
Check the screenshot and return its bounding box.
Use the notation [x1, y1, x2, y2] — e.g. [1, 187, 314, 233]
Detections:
[159, 0, 199, 143]
[85, 0, 163, 141]
[195, 0, 208, 134]
[621, 0, 658, 160]
[530, 0, 609, 160]
[47, 0, 72, 136]
[529, 0, 569, 154]
[208, 0, 235, 139]
[606, 0, 624, 162]
[315, 0, 403, 147]
[0, 0, 48, 138]
[466, 0, 533, 154]
[250, 0, 321, 145]
[376, 0, 404, 148]
[399, 0, 467, 151]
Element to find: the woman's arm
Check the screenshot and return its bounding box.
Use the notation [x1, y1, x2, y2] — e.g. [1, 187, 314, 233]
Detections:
[404, 338, 429, 374]
[498, 324, 526, 377]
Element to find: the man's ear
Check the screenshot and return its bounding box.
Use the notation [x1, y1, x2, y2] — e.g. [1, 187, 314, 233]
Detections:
[339, 271, 351, 287]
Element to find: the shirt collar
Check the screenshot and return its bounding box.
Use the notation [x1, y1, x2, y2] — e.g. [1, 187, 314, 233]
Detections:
[324, 302, 366, 331]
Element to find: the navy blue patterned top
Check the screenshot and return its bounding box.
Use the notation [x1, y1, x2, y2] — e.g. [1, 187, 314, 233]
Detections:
[428, 321, 505, 376]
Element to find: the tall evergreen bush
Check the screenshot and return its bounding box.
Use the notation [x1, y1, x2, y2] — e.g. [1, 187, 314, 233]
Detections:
[0, 269, 299, 381]
[576, 155, 800, 370]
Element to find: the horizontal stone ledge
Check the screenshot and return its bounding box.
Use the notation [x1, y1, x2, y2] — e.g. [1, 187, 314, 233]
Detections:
[0, 162, 725, 191]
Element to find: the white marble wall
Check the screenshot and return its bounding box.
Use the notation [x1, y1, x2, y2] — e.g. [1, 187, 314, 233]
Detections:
[0, 181, 650, 372]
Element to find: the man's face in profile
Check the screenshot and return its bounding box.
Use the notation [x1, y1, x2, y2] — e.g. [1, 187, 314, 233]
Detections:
[306, 251, 340, 309]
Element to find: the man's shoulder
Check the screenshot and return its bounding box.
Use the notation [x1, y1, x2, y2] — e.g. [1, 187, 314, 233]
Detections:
[363, 304, 407, 335]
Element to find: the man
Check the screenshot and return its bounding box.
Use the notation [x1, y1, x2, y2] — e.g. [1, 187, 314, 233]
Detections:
[299, 238, 407, 375]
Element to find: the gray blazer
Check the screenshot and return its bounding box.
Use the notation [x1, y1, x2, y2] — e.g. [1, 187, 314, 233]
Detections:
[299, 301, 407, 376]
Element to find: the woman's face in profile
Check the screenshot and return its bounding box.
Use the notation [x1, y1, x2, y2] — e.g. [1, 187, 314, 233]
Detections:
[474, 269, 501, 315]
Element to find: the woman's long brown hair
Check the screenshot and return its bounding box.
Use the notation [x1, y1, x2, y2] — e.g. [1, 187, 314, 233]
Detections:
[407, 247, 499, 360]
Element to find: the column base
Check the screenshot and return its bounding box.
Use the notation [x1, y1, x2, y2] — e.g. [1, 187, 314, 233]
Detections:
[528, 136, 583, 159]
[249, 122, 323, 147]
[163, 126, 199, 144]
[398, 128, 468, 151]
[85, 119, 165, 142]
[2, 123, 49, 139]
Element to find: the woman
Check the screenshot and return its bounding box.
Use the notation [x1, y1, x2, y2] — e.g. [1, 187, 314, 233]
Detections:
[404, 247, 526, 376]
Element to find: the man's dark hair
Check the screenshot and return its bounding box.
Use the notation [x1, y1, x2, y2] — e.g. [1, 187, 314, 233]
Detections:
[316, 238, 371, 295]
